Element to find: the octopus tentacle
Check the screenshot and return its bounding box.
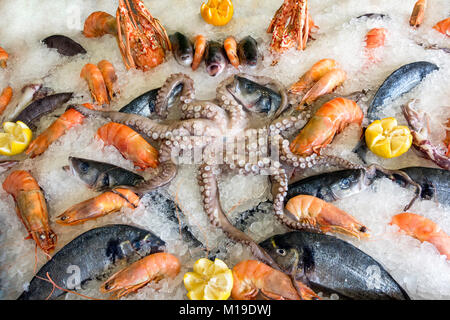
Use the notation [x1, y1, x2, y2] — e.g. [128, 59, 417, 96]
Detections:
[216, 76, 248, 130]
[72, 104, 224, 141]
[314, 154, 365, 170]
[180, 101, 229, 127]
[130, 161, 177, 195]
[197, 163, 282, 270]
[270, 168, 318, 231]
[155, 73, 195, 118]
[365, 163, 422, 211]
[278, 137, 319, 168]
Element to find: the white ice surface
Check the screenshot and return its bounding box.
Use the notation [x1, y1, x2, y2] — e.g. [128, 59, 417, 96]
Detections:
[0, 0, 449, 300]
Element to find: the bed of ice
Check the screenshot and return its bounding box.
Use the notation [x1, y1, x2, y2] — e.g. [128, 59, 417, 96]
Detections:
[0, 0, 449, 300]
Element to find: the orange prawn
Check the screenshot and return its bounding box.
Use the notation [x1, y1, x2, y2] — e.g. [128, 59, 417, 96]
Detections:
[433, 17, 450, 36]
[224, 36, 239, 68]
[285, 195, 369, 239]
[83, 11, 118, 38]
[0, 86, 13, 115]
[410, 0, 427, 27]
[2, 170, 57, 254]
[97, 60, 120, 101]
[391, 212, 450, 260]
[101, 252, 181, 299]
[191, 35, 206, 71]
[26, 103, 95, 158]
[55, 188, 139, 225]
[0, 46, 8, 68]
[96, 122, 159, 170]
[290, 97, 363, 156]
[231, 260, 319, 300]
[80, 63, 110, 106]
[299, 68, 347, 107]
[364, 28, 387, 63]
[289, 58, 338, 95]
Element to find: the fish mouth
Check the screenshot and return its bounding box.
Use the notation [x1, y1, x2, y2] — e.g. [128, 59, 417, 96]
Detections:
[179, 54, 193, 66]
[206, 63, 223, 77]
[63, 156, 76, 176]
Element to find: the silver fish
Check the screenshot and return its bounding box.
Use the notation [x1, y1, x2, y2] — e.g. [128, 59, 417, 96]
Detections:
[260, 231, 410, 300]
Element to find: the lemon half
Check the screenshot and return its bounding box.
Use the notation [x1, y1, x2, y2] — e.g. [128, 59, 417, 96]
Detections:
[365, 117, 412, 158]
[0, 121, 32, 156]
[183, 258, 233, 300]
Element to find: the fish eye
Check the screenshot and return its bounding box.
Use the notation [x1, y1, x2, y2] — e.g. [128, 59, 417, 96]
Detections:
[102, 175, 110, 187]
[339, 178, 351, 189]
[276, 248, 286, 256]
[244, 82, 254, 92]
[79, 162, 89, 173]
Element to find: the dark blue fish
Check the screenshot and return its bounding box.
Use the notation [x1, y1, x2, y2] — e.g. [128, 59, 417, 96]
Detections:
[64, 157, 144, 191]
[260, 231, 410, 300]
[367, 61, 439, 120]
[18, 224, 165, 300]
[119, 84, 183, 118]
[13, 92, 73, 129]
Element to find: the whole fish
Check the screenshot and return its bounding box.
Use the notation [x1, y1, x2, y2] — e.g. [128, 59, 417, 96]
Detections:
[260, 231, 410, 300]
[169, 32, 194, 67]
[287, 166, 449, 206]
[13, 92, 73, 129]
[226, 75, 281, 114]
[367, 61, 439, 121]
[237, 36, 258, 67]
[146, 191, 204, 248]
[287, 168, 372, 203]
[42, 35, 87, 56]
[119, 84, 183, 118]
[18, 224, 165, 300]
[205, 41, 227, 77]
[63, 156, 144, 191]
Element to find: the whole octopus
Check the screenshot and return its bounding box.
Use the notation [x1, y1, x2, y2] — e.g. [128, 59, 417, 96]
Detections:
[73, 72, 365, 269]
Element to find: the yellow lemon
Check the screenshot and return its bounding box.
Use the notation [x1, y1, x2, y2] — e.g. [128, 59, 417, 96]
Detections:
[183, 258, 233, 300]
[365, 117, 412, 158]
[0, 121, 32, 156]
[201, 0, 234, 26]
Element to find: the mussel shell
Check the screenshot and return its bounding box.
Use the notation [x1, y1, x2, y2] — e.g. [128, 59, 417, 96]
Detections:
[42, 35, 86, 56]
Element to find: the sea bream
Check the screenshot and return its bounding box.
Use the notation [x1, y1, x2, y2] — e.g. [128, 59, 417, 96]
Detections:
[18, 224, 165, 300]
[260, 231, 410, 300]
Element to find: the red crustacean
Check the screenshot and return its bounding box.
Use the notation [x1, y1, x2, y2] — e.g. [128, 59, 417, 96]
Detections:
[2, 170, 57, 254]
[290, 97, 363, 156]
[96, 122, 159, 170]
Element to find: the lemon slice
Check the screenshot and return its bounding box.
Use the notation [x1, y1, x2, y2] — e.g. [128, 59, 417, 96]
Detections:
[0, 121, 32, 156]
[365, 117, 412, 158]
[183, 258, 233, 300]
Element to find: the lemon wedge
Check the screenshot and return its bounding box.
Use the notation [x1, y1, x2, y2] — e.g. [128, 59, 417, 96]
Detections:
[0, 121, 32, 156]
[365, 117, 412, 158]
[183, 258, 233, 300]
[201, 0, 234, 26]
